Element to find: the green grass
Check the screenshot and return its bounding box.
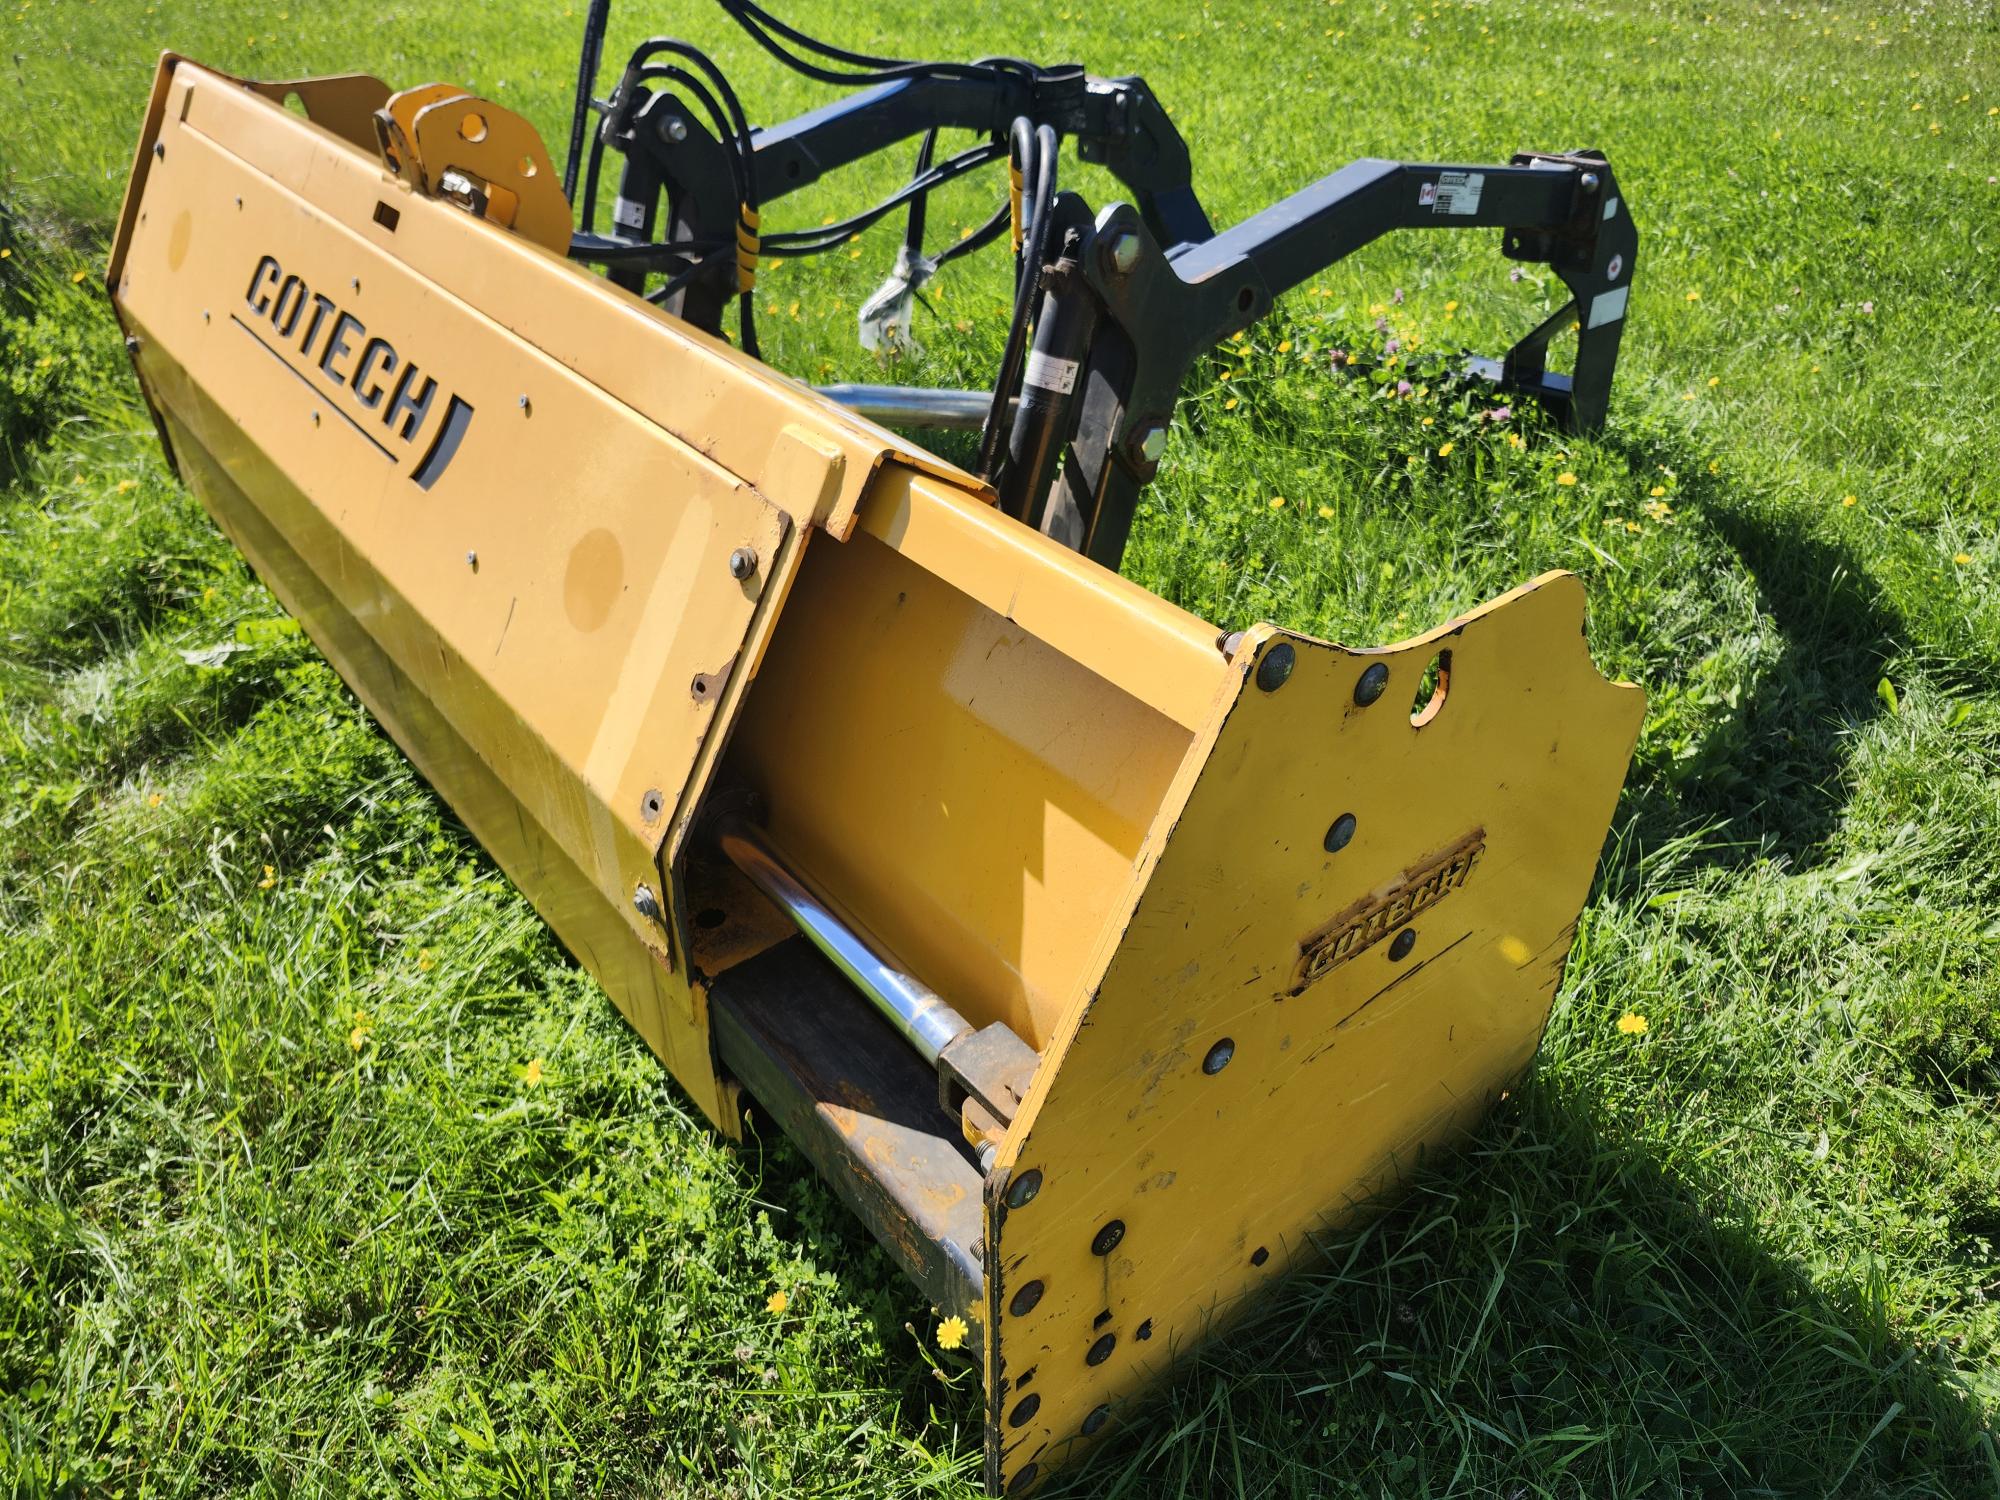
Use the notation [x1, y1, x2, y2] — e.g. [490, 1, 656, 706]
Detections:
[2, 0, 1998, 1494]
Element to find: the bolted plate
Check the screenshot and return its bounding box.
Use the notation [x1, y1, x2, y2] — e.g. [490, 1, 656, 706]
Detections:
[982, 571, 1643, 1491]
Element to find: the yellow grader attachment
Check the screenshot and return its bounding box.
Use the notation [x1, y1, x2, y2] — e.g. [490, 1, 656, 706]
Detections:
[111, 46, 1643, 1494]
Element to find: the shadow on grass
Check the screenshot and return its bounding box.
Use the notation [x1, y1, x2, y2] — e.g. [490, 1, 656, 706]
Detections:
[1623, 466, 1909, 877]
[1034, 1080, 1997, 1498]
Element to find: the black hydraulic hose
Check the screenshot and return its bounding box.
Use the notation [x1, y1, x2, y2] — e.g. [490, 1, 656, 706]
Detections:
[762, 142, 1003, 253]
[934, 199, 1010, 268]
[977, 121, 1057, 479]
[714, 0, 1006, 87]
[563, 0, 614, 202]
[905, 128, 938, 258]
[625, 36, 760, 356]
[645, 245, 735, 305]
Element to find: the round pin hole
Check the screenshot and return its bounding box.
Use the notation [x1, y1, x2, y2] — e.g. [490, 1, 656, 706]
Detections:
[519, 154, 538, 178]
[1081, 1403, 1111, 1436]
[1009, 1394, 1041, 1428]
[1009, 1279, 1045, 1317]
[1388, 927, 1417, 961]
[1008, 1464, 1039, 1495]
[1410, 650, 1451, 727]
[1202, 1037, 1235, 1075]
[1086, 1332, 1117, 1366]
[459, 112, 489, 143]
[1250, 1245, 1270, 1267]
[694, 907, 728, 930]
[1324, 812, 1357, 853]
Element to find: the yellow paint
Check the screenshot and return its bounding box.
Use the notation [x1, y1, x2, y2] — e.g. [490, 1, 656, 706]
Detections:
[112, 58, 1645, 1495]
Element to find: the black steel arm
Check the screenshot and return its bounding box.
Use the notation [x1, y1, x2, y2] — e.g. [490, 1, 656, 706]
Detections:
[1028, 151, 1636, 566]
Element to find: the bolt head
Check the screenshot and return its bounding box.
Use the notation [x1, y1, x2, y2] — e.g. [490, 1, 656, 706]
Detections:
[1006, 1168, 1043, 1208]
[465, 550, 478, 568]
[632, 883, 664, 921]
[728, 546, 759, 581]
[1106, 230, 1142, 275]
[1388, 927, 1417, 961]
[661, 114, 689, 144]
[1135, 422, 1169, 465]
[1324, 812, 1357, 853]
[124, 335, 141, 354]
[1256, 642, 1296, 693]
[1354, 662, 1391, 706]
[1580, 171, 1602, 193]
[1090, 1218, 1126, 1256]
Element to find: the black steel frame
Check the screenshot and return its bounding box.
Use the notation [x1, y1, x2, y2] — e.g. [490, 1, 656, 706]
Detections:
[577, 55, 1637, 570]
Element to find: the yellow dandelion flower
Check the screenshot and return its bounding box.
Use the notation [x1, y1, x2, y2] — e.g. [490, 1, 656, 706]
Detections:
[71, 269, 87, 284]
[847, 247, 862, 260]
[116, 479, 135, 493]
[1682, 392, 1696, 401]
[767, 1290, 790, 1315]
[1507, 432, 1524, 449]
[1223, 397, 1238, 410]
[1437, 441, 1454, 457]
[1650, 485, 1666, 497]
[1617, 1012, 1649, 1035]
[1842, 494, 1858, 507]
[1556, 472, 1578, 487]
[1268, 496, 1286, 509]
[349, 1011, 370, 1050]
[1707, 376, 1720, 387]
[417, 948, 435, 971]
[259, 863, 276, 889]
[523, 1057, 544, 1087]
[936, 1315, 969, 1350]
[0, 248, 10, 259]
[1685, 290, 1701, 302]
[1708, 460, 1720, 474]
[1954, 552, 1973, 564]
[1421, 415, 1434, 426]
[1317, 505, 1335, 519]
[147, 791, 164, 808]
[1277, 339, 1292, 354]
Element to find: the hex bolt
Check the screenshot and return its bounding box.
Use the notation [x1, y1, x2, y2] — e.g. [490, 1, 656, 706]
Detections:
[660, 114, 689, 144]
[1090, 1219, 1126, 1256]
[1105, 229, 1142, 275]
[1354, 662, 1390, 706]
[1388, 927, 1417, 962]
[1579, 171, 1601, 193]
[1324, 813, 1357, 853]
[632, 883, 664, 922]
[978, 1140, 998, 1173]
[728, 546, 759, 580]
[1133, 421, 1169, 465]
[1202, 1038, 1235, 1075]
[1081, 1403, 1111, 1436]
[1085, 1332, 1117, 1366]
[1007, 1168, 1043, 1208]
[1009, 1279, 1045, 1317]
[1217, 629, 1245, 658]
[1255, 642, 1295, 693]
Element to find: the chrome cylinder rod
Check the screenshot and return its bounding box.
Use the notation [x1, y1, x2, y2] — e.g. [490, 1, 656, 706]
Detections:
[814, 383, 1016, 432]
[714, 815, 971, 1065]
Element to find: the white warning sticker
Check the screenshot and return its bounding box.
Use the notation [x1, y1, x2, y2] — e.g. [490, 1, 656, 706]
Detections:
[1587, 285, 1630, 330]
[1023, 350, 1080, 394]
[1429, 170, 1484, 215]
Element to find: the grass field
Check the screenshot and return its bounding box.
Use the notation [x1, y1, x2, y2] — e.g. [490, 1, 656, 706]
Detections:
[3, 0, 1998, 1494]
